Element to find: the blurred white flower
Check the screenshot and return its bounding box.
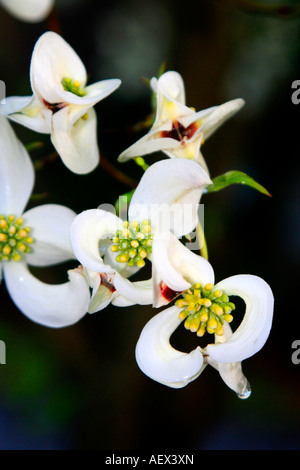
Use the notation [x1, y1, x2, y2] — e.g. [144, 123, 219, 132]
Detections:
[118, 71, 245, 173]
[0, 114, 90, 327]
[1, 31, 121, 174]
[1, 0, 54, 23]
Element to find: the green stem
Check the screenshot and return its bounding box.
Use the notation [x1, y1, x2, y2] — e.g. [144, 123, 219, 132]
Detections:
[25, 141, 44, 152]
[134, 157, 149, 172]
[196, 220, 209, 260]
[33, 152, 59, 170]
[100, 155, 138, 188]
[30, 192, 48, 201]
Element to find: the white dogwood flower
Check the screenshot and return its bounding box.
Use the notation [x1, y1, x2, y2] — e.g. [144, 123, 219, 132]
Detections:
[0, 31, 121, 174]
[118, 71, 245, 173]
[135, 231, 274, 397]
[1, 0, 54, 23]
[70, 158, 212, 313]
[0, 114, 90, 327]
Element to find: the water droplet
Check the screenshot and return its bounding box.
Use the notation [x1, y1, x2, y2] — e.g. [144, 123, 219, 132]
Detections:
[237, 380, 251, 400]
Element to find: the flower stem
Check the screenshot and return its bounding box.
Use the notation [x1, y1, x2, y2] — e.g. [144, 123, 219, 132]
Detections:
[33, 151, 59, 170]
[33, 149, 137, 188]
[196, 220, 209, 260]
[134, 157, 149, 172]
[25, 141, 45, 152]
[100, 155, 138, 188]
[30, 192, 49, 201]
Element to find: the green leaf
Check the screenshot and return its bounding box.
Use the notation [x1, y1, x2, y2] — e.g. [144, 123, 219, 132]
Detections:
[206, 171, 271, 197]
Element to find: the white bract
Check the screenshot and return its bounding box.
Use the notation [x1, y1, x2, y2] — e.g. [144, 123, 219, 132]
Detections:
[118, 71, 245, 173]
[1, 0, 54, 23]
[80, 267, 154, 314]
[70, 158, 212, 313]
[0, 31, 121, 174]
[0, 114, 90, 328]
[135, 231, 274, 397]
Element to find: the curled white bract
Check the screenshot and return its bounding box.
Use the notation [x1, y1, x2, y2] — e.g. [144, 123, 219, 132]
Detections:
[136, 231, 274, 395]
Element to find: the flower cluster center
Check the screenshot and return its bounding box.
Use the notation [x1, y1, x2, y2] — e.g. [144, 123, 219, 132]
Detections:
[110, 220, 153, 268]
[0, 215, 34, 262]
[160, 120, 198, 142]
[61, 77, 86, 97]
[175, 283, 235, 337]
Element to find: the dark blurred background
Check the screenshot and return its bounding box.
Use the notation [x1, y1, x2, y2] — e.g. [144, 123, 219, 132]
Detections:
[0, 0, 299, 450]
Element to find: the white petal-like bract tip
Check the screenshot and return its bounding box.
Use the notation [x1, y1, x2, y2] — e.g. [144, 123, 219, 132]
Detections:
[51, 107, 99, 174]
[113, 274, 153, 306]
[206, 274, 274, 363]
[23, 204, 77, 267]
[135, 306, 204, 388]
[154, 71, 186, 105]
[3, 262, 90, 328]
[152, 230, 215, 293]
[129, 158, 211, 237]
[0, 114, 34, 215]
[201, 98, 245, 141]
[30, 31, 87, 104]
[70, 209, 123, 273]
